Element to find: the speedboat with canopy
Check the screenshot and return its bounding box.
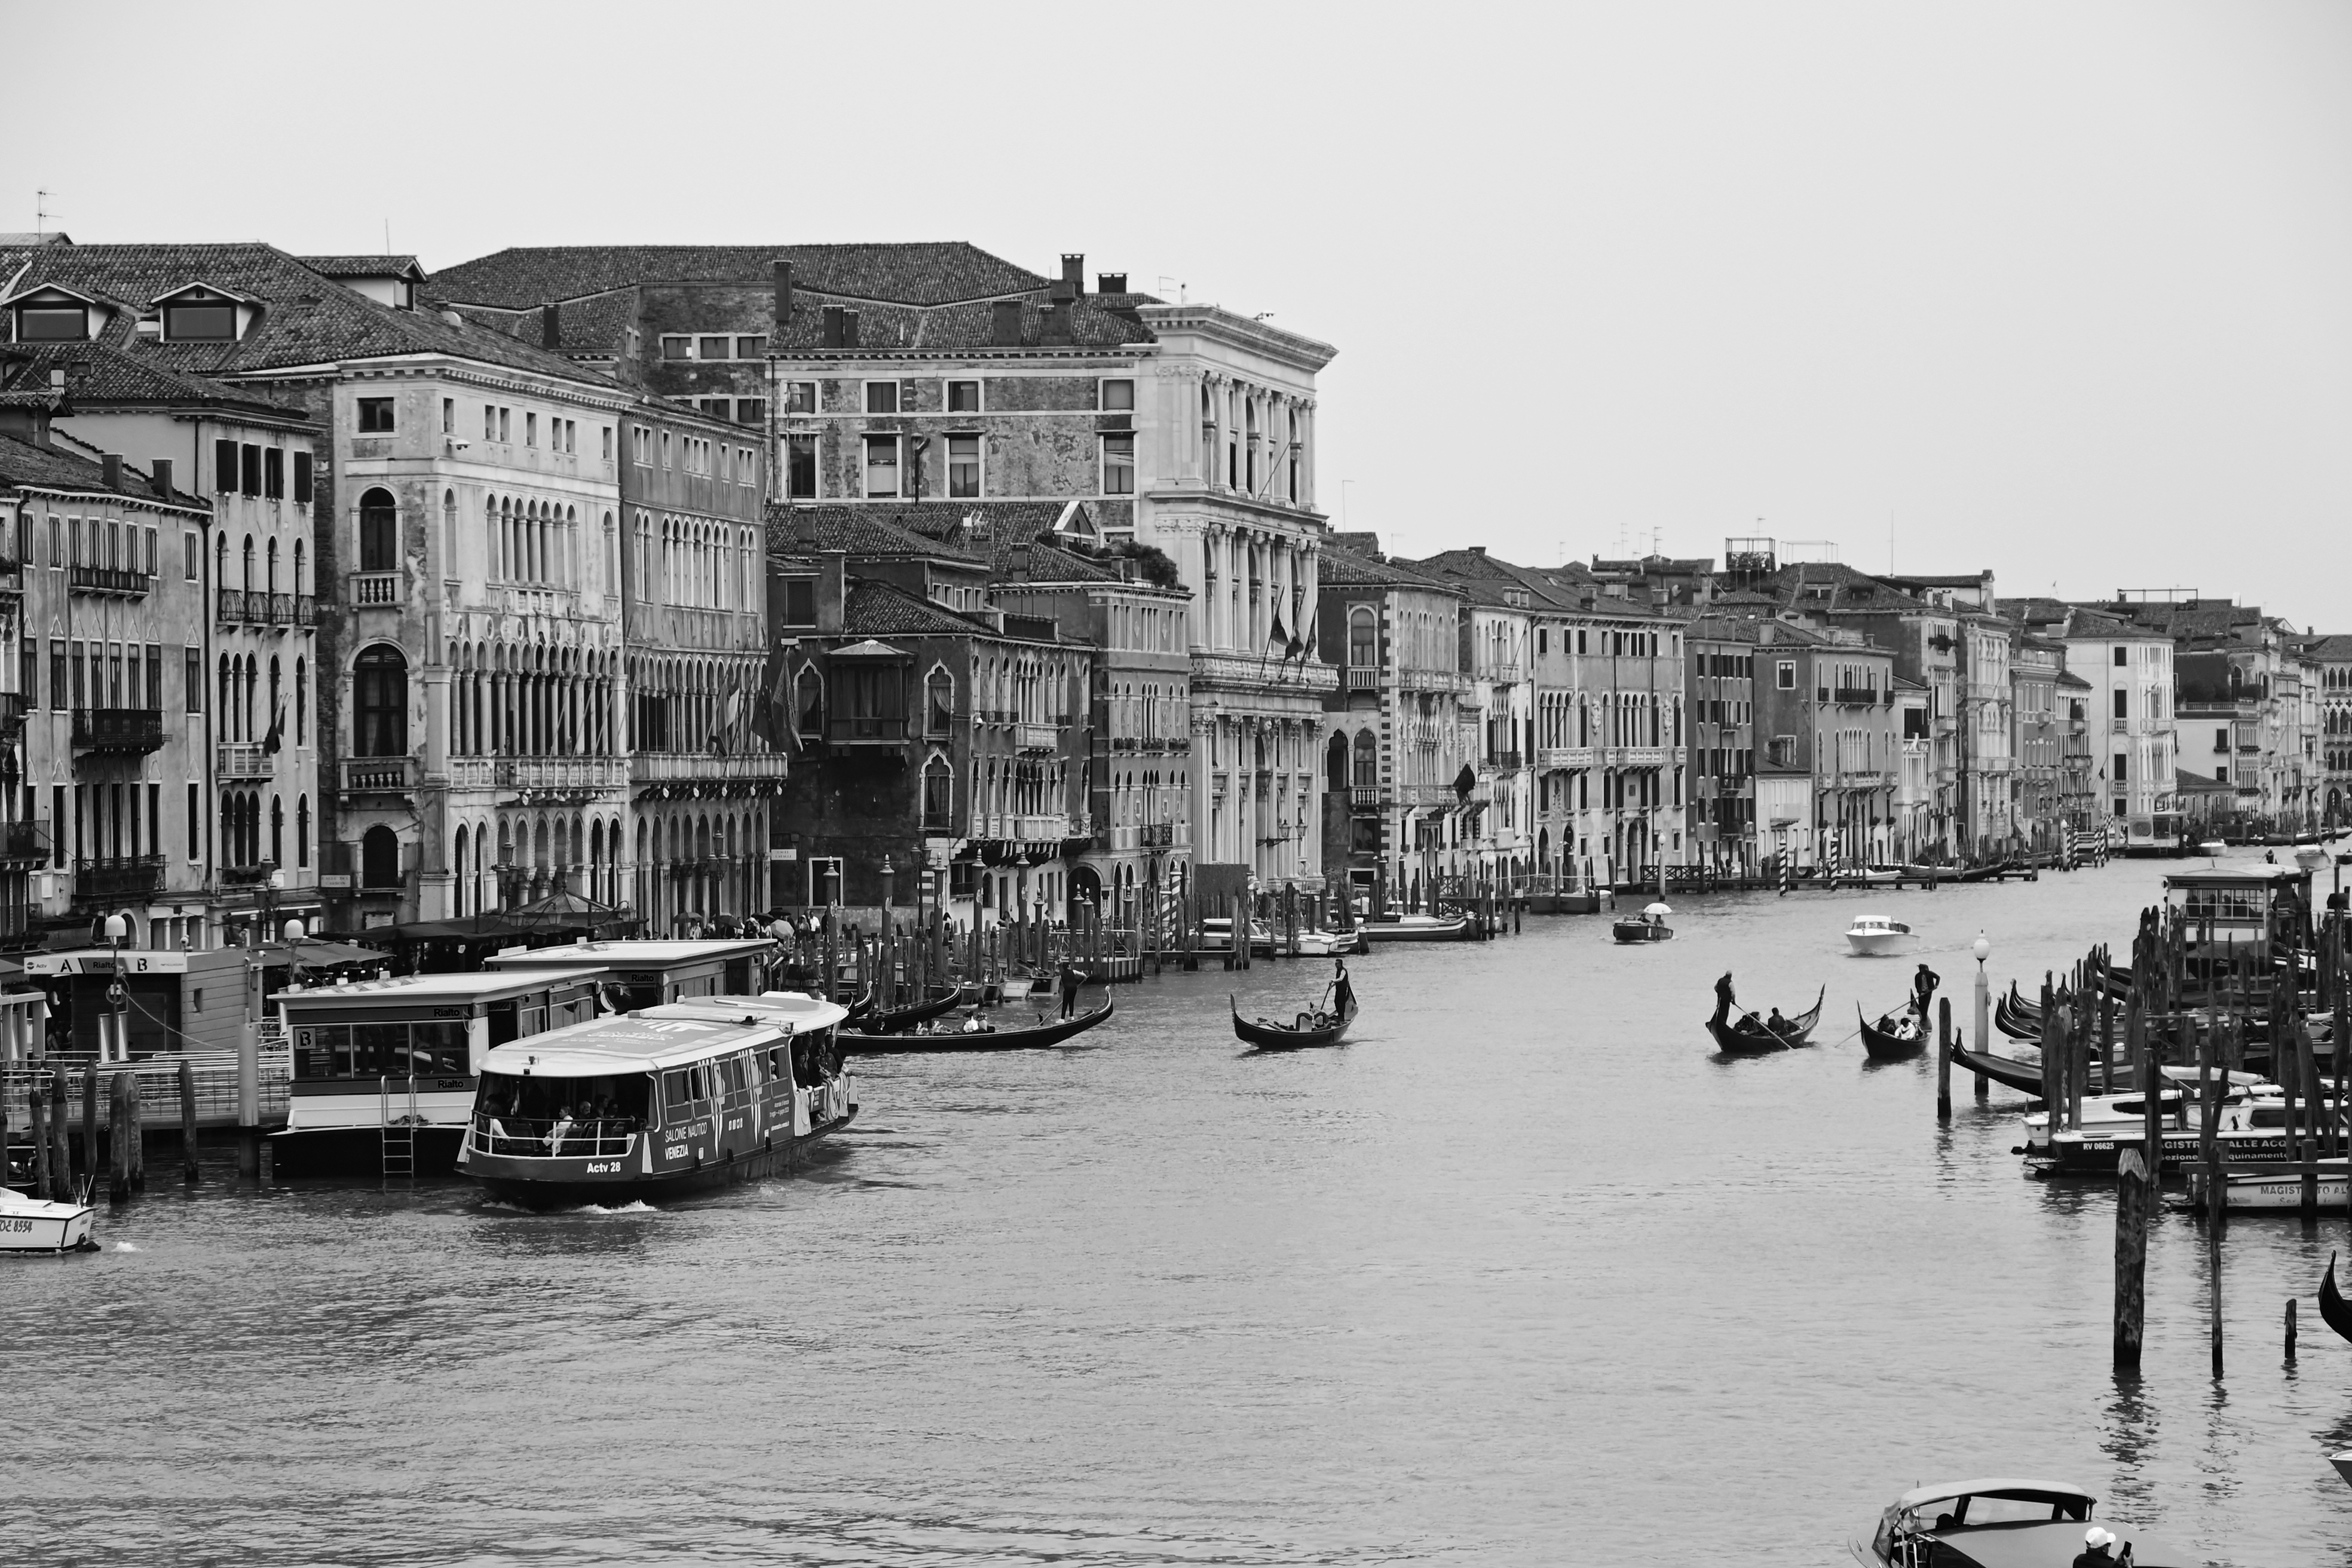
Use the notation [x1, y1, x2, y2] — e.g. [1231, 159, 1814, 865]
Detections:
[1851, 1478, 2191, 1566]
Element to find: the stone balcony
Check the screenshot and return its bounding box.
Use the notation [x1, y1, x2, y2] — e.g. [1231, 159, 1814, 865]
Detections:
[1189, 650, 1338, 696]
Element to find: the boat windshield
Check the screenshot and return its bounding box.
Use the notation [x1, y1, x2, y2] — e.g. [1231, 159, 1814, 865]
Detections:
[1952, 1494, 2086, 1526]
[473, 1069, 652, 1157]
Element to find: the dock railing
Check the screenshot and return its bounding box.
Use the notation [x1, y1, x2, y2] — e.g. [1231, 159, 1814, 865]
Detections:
[4, 1048, 290, 1134]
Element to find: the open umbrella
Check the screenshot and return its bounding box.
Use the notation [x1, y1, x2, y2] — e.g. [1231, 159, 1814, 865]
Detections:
[1643, 902, 1673, 917]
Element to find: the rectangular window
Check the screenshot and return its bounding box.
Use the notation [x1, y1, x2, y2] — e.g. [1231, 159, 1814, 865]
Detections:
[163, 303, 235, 341]
[215, 438, 238, 493]
[293, 449, 312, 503]
[441, 397, 454, 434]
[485, 405, 497, 441]
[18, 642, 34, 709]
[602, 426, 613, 461]
[781, 578, 816, 627]
[696, 397, 731, 419]
[660, 336, 693, 360]
[698, 336, 731, 361]
[49, 642, 65, 710]
[188, 783, 200, 861]
[564, 419, 577, 454]
[240, 444, 262, 495]
[19, 307, 87, 341]
[734, 398, 766, 425]
[632, 426, 650, 465]
[263, 448, 284, 498]
[68, 641, 83, 709]
[862, 434, 901, 497]
[498, 408, 510, 443]
[2114, 752, 2128, 783]
[660, 431, 672, 468]
[183, 532, 200, 580]
[185, 647, 201, 712]
[736, 335, 768, 359]
[521, 412, 536, 447]
[1101, 433, 1134, 495]
[1099, 378, 1135, 411]
[356, 397, 394, 433]
[865, 382, 899, 415]
[146, 647, 161, 709]
[948, 434, 982, 498]
[52, 786, 65, 868]
[783, 381, 816, 415]
[1777, 661, 1796, 690]
[786, 435, 818, 499]
[947, 379, 981, 414]
[2112, 688, 2127, 719]
[2113, 646, 2127, 666]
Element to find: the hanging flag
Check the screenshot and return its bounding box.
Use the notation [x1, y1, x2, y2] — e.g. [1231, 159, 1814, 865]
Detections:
[1453, 762, 1477, 802]
[723, 683, 746, 752]
[1267, 608, 1289, 651]
[262, 704, 284, 755]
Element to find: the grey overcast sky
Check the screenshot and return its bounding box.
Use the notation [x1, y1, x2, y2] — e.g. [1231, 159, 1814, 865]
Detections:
[16, 2, 2351, 626]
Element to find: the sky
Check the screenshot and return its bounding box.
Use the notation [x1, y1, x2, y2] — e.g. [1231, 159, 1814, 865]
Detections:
[14, 1, 2351, 627]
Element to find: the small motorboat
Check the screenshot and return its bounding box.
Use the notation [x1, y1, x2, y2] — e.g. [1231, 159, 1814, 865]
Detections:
[1851, 1478, 2192, 1567]
[1232, 963, 1359, 1051]
[2186, 1158, 2351, 1212]
[0, 1183, 96, 1253]
[1612, 902, 1674, 944]
[1294, 927, 1362, 957]
[1358, 913, 1478, 943]
[2194, 839, 2226, 856]
[1705, 973, 1824, 1053]
[1844, 914, 1913, 957]
[846, 999, 1115, 1054]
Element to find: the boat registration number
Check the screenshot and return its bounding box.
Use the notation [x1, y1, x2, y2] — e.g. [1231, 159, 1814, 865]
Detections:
[4, 1218, 37, 1233]
[584, 1162, 620, 1174]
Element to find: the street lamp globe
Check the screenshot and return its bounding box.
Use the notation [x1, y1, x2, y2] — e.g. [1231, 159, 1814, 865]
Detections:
[1972, 932, 1990, 967]
[102, 912, 128, 944]
[283, 917, 307, 943]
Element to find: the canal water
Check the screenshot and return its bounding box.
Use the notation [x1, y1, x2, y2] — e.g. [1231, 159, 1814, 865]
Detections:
[9, 855, 2352, 1566]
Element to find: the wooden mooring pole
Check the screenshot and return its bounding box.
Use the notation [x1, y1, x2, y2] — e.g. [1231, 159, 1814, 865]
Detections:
[180, 1058, 201, 1183]
[2114, 1004, 2152, 1367]
[1936, 998, 1952, 1121]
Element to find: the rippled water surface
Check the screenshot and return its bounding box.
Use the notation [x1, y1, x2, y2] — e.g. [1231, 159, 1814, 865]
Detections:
[10, 855, 2352, 1566]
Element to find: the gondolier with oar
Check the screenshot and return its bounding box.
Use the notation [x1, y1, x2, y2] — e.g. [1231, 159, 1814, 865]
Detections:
[1058, 956, 1089, 1019]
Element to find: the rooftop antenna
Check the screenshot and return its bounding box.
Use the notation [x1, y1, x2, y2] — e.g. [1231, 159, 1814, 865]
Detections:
[36, 188, 60, 237]
[1159, 275, 1186, 305]
[1888, 510, 1895, 575]
[384, 219, 391, 255]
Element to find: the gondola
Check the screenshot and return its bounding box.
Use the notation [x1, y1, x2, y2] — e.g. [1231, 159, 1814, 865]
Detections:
[1705, 974, 1824, 1054]
[2323, 1252, 2352, 1346]
[843, 987, 875, 1022]
[1858, 1004, 1928, 1060]
[844, 999, 1115, 1055]
[844, 984, 963, 1036]
[1949, 1035, 2047, 1096]
[1232, 971, 1359, 1051]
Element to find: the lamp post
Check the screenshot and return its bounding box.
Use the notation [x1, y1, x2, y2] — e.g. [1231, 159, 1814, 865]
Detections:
[1973, 930, 1992, 1103]
[102, 911, 128, 1064]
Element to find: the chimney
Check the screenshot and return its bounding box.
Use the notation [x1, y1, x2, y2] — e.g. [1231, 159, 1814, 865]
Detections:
[816, 550, 848, 634]
[821, 306, 844, 348]
[1097, 272, 1127, 295]
[540, 302, 561, 351]
[772, 259, 793, 333]
[991, 300, 1024, 347]
[1468, 545, 1486, 556]
[1042, 303, 1071, 346]
[102, 454, 125, 492]
[841, 310, 860, 348]
[1060, 253, 1084, 296]
[151, 457, 173, 497]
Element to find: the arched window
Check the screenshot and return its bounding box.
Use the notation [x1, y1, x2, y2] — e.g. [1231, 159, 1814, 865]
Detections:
[295, 658, 307, 744]
[442, 489, 457, 575]
[292, 538, 305, 595]
[297, 795, 311, 869]
[1325, 732, 1349, 792]
[1349, 607, 1376, 669]
[266, 537, 280, 596]
[358, 487, 397, 572]
[215, 532, 227, 590]
[1352, 729, 1377, 789]
[268, 657, 281, 738]
[269, 795, 283, 866]
[795, 667, 823, 740]
[218, 655, 234, 736]
[922, 755, 953, 829]
[241, 535, 255, 592]
[353, 645, 408, 756]
[926, 668, 953, 735]
[361, 825, 401, 889]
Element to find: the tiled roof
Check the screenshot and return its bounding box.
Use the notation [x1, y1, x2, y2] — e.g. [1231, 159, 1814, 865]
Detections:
[2293, 633, 2352, 662]
[299, 255, 423, 280]
[764, 502, 984, 565]
[0, 430, 194, 506]
[839, 578, 994, 639]
[430, 243, 1051, 309]
[2056, 669, 2093, 689]
[1762, 561, 1939, 613]
[979, 538, 1121, 584]
[1327, 530, 1384, 558]
[1318, 544, 1459, 594]
[0, 243, 612, 385]
[0, 341, 311, 419]
[439, 292, 639, 359]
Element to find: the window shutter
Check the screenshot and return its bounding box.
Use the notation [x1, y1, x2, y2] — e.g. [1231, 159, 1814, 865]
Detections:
[216, 439, 238, 493]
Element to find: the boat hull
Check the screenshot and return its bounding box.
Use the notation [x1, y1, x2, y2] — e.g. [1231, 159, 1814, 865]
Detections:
[0, 1198, 94, 1252]
[1846, 933, 1909, 957]
[1612, 922, 1673, 944]
[1858, 1006, 1927, 1059]
[2032, 1129, 2293, 1177]
[1359, 916, 1478, 943]
[1294, 930, 1362, 957]
[470, 1110, 856, 1209]
[268, 1125, 467, 1178]
[2188, 1166, 2350, 1211]
[846, 1000, 1114, 1054]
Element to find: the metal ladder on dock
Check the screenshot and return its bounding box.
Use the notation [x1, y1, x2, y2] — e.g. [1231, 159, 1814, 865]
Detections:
[379, 1073, 417, 1179]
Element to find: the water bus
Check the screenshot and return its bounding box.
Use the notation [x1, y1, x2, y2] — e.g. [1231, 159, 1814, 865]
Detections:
[273, 968, 607, 1177]
[458, 991, 855, 1207]
[481, 937, 779, 1010]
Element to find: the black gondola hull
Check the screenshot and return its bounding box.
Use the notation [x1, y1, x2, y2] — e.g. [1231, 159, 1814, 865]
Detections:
[1858, 1005, 1927, 1060]
[2323, 1254, 2352, 1345]
[1232, 995, 1356, 1050]
[845, 1000, 1114, 1054]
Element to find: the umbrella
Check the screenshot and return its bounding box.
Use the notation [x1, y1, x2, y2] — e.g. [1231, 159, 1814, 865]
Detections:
[1643, 902, 1673, 917]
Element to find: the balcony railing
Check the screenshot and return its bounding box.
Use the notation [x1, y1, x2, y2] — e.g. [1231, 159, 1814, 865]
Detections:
[1346, 667, 1380, 691]
[1475, 661, 1524, 685]
[72, 707, 165, 752]
[218, 742, 272, 780]
[1488, 750, 1524, 772]
[342, 757, 415, 792]
[1538, 746, 1595, 769]
[1349, 786, 1386, 809]
[0, 819, 48, 863]
[218, 862, 276, 887]
[630, 752, 789, 782]
[1017, 722, 1060, 753]
[828, 716, 908, 745]
[350, 571, 403, 607]
[498, 756, 629, 793]
[1832, 688, 1881, 706]
[76, 855, 166, 902]
[68, 565, 152, 597]
[1140, 823, 1174, 848]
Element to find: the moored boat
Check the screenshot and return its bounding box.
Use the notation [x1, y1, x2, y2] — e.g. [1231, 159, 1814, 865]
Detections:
[2320, 1253, 2352, 1345]
[2186, 1158, 2351, 1211]
[2031, 1082, 2335, 1177]
[460, 991, 855, 1208]
[1294, 927, 1362, 957]
[0, 1184, 95, 1252]
[844, 984, 964, 1036]
[1844, 914, 1913, 957]
[1851, 1478, 2191, 1567]
[1948, 1036, 2045, 1095]
[1358, 913, 1478, 943]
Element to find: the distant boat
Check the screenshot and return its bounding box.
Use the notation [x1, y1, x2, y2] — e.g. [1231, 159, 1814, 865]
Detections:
[2189, 1159, 2351, 1212]
[1232, 965, 1359, 1051]
[1359, 913, 1478, 944]
[0, 1184, 94, 1253]
[2195, 839, 2226, 856]
[849, 999, 1116, 1054]
[1845, 914, 1913, 957]
[1295, 928, 1362, 957]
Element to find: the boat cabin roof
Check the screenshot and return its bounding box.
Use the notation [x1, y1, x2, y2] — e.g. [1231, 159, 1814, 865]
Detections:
[482, 938, 774, 973]
[1891, 1480, 2091, 1515]
[2163, 866, 2307, 890]
[478, 992, 847, 1077]
[278, 968, 603, 1017]
[1849, 916, 1909, 929]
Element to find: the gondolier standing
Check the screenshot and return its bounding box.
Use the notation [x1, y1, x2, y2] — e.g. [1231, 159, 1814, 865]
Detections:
[1058, 957, 1089, 1019]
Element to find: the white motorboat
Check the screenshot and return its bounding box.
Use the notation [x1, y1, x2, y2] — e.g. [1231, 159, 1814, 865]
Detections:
[1844, 914, 1914, 956]
[2186, 1159, 2351, 1212]
[2194, 840, 2226, 856]
[0, 1184, 95, 1253]
[1294, 928, 1362, 957]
